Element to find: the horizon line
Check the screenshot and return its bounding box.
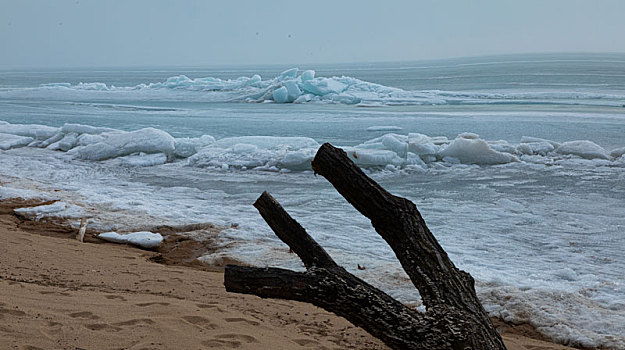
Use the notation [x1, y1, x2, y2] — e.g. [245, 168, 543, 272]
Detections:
[1, 51, 625, 71]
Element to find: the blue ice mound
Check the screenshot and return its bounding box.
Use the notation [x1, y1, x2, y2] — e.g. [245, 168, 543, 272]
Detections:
[25, 68, 445, 106]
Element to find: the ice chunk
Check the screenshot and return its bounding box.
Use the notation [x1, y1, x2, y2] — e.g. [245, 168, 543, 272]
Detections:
[0, 123, 58, 139]
[0, 133, 34, 150]
[231, 143, 258, 154]
[283, 80, 302, 101]
[347, 148, 404, 167]
[610, 147, 625, 158]
[173, 135, 215, 158]
[277, 68, 298, 80]
[293, 94, 313, 104]
[516, 142, 555, 156]
[325, 93, 361, 105]
[76, 133, 106, 146]
[278, 151, 313, 170]
[406, 153, 427, 168]
[71, 128, 175, 161]
[555, 141, 609, 160]
[301, 78, 347, 96]
[47, 133, 78, 151]
[188, 136, 319, 170]
[14, 201, 84, 220]
[98, 231, 163, 249]
[272, 86, 289, 103]
[381, 134, 408, 158]
[489, 140, 518, 154]
[439, 136, 517, 165]
[300, 70, 315, 81]
[408, 134, 439, 157]
[39, 132, 64, 148]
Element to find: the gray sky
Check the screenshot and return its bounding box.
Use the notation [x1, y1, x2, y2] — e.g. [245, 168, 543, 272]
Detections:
[1, 0, 625, 68]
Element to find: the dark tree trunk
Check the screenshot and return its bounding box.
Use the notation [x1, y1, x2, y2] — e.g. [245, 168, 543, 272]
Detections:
[224, 143, 507, 350]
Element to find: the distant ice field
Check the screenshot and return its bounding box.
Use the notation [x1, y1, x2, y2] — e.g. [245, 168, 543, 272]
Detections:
[1, 54, 624, 348]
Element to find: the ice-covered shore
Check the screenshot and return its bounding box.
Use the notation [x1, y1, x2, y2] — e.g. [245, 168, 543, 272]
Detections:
[2, 120, 625, 349]
[1, 121, 623, 172]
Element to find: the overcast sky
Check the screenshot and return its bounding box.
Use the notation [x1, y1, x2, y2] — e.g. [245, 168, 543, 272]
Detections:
[1, 0, 625, 68]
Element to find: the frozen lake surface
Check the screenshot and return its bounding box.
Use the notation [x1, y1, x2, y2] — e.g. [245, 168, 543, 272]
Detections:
[1, 53, 624, 348]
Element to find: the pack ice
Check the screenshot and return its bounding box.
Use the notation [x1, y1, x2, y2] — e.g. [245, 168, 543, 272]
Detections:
[1, 121, 623, 171]
[12, 68, 444, 106]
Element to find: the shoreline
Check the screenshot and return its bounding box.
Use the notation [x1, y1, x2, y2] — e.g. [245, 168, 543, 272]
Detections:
[0, 198, 577, 349]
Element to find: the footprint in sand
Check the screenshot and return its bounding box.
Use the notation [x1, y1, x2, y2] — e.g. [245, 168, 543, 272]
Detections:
[105, 294, 127, 301]
[135, 302, 170, 307]
[196, 303, 225, 313]
[201, 334, 259, 348]
[39, 321, 63, 339]
[38, 291, 71, 296]
[113, 318, 155, 326]
[83, 323, 122, 332]
[69, 311, 100, 320]
[224, 317, 260, 326]
[0, 307, 27, 317]
[293, 338, 321, 346]
[181, 315, 219, 330]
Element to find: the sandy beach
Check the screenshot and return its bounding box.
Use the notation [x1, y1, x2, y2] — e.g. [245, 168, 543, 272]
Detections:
[0, 198, 577, 350]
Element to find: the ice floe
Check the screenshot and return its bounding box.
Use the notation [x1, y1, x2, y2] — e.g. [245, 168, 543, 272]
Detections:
[98, 231, 163, 249]
[13, 201, 84, 220]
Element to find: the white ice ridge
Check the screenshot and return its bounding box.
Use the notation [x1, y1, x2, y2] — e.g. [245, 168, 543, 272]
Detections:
[98, 231, 163, 249]
[1, 121, 624, 171]
[2, 68, 625, 107]
[30, 68, 444, 106]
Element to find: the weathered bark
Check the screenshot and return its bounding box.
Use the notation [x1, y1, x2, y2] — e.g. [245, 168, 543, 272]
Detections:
[224, 143, 507, 350]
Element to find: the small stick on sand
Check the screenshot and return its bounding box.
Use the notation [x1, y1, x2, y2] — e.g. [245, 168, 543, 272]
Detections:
[77, 217, 87, 243]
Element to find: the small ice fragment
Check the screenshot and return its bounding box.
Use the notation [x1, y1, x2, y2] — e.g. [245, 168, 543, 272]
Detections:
[0, 133, 34, 150]
[555, 141, 609, 160]
[98, 231, 163, 249]
[439, 137, 517, 165]
[277, 68, 298, 80]
[610, 147, 625, 158]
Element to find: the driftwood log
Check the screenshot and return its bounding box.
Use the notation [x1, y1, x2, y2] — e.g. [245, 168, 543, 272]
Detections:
[224, 143, 506, 350]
